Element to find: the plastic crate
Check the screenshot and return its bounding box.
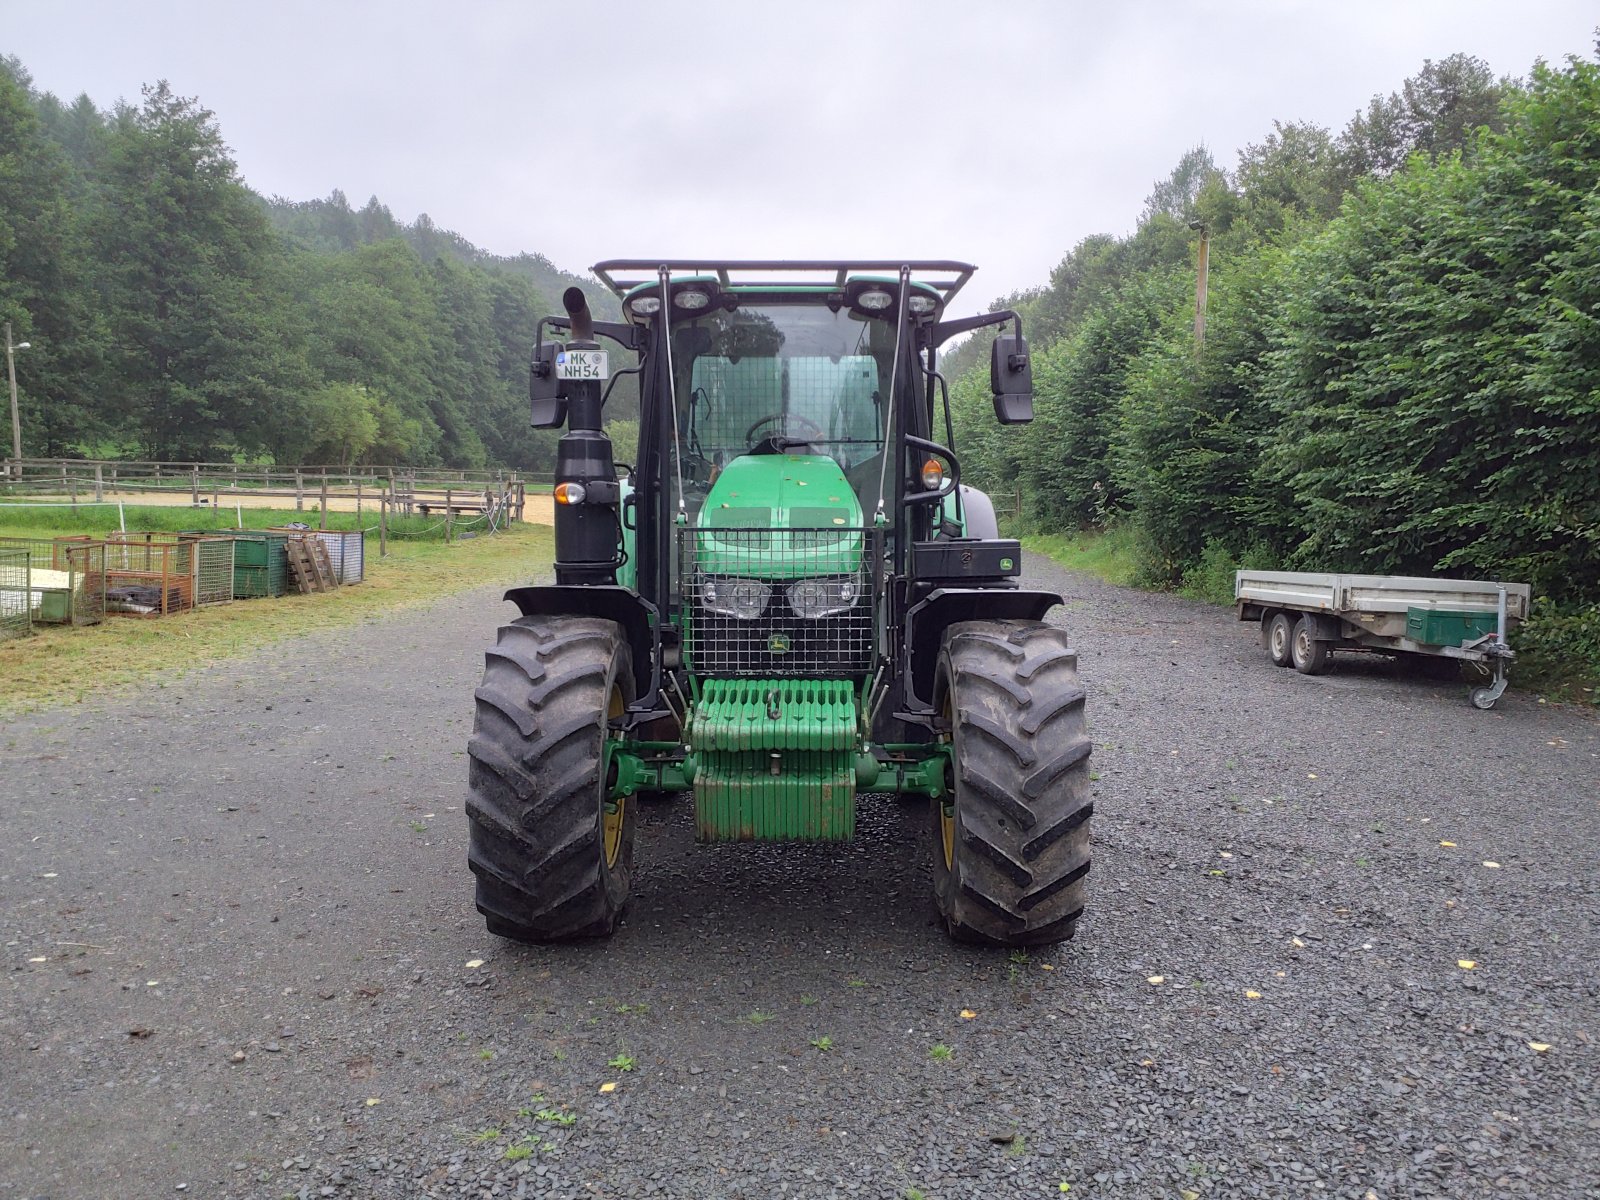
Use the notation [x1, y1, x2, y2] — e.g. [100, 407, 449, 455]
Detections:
[227, 532, 291, 598]
[1405, 607, 1500, 647]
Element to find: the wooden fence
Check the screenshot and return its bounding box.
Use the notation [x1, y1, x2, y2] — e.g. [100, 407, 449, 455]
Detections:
[0, 457, 550, 555]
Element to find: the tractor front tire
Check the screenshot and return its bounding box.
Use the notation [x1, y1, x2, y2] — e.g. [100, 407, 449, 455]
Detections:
[932, 620, 1093, 947]
[466, 615, 637, 942]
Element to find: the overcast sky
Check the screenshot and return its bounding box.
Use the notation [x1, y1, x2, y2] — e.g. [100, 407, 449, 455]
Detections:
[7, 1, 1597, 313]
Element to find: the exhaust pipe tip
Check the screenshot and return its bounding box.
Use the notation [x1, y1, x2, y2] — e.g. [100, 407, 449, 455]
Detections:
[563, 287, 593, 342]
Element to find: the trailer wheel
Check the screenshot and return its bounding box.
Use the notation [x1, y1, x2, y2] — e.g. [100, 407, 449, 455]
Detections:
[931, 621, 1092, 947]
[1264, 611, 1295, 668]
[1291, 616, 1330, 675]
[1470, 687, 1498, 710]
[466, 615, 636, 942]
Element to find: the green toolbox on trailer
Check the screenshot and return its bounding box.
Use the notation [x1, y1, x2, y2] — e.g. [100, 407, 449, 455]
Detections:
[1405, 607, 1500, 647]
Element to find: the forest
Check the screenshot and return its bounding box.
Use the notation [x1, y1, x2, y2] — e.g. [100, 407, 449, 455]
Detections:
[0, 44, 1595, 682]
[0, 56, 608, 471]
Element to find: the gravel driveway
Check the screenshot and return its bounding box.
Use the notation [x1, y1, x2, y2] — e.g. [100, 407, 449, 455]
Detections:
[4, 557, 1597, 1200]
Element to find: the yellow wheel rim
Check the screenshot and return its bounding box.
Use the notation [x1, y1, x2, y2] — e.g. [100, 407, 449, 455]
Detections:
[602, 684, 626, 868]
[940, 692, 955, 871]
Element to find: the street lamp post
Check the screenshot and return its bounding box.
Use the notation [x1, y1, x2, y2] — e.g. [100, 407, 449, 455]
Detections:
[5, 321, 31, 479]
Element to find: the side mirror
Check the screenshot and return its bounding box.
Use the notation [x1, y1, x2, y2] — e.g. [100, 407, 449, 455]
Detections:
[990, 333, 1033, 424]
[529, 342, 567, 428]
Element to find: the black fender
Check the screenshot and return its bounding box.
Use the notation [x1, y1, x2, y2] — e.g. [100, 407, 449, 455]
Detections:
[902, 586, 1062, 709]
[502, 585, 660, 705]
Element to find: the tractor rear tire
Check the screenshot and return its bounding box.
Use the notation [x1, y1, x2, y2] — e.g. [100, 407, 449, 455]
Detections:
[931, 620, 1093, 947]
[466, 615, 637, 942]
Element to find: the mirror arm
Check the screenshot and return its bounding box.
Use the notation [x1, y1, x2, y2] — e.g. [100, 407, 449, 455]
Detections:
[929, 308, 1020, 349]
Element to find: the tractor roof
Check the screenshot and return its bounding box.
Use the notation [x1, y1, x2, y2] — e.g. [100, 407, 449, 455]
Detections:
[592, 259, 976, 307]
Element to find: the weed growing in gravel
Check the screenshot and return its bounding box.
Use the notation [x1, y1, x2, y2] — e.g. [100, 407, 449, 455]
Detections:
[409, 820, 428, 832]
[846, 979, 867, 988]
[1009, 950, 1031, 965]
[1006, 1133, 1029, 1157]
[810, 1036, 834, 1051]
[534, 1108, 576, 1127]
[614, 1002, 649, 1015]
[551, 1048, 567, 1061]
[742, 1009, 775, 1025]
[798, 995, 818, 1006]
[607, 1053, 637, 1072]
[468, 1127, 501, 1144]
[478, 1049, 494, 1062]
[503, 1145, 532, 1162]
[904, 1189, 926, 1200]
[929, 1044, 953, 1061]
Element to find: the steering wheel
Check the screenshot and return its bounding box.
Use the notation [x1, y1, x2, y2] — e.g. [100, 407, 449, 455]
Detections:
[744, 413, 829, 449]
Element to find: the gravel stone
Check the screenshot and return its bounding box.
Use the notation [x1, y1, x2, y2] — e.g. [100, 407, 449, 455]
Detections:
[1, 567, 1597, 1198]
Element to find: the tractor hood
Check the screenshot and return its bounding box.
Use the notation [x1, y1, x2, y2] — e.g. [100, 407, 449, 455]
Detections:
[692, 453, 864, 581]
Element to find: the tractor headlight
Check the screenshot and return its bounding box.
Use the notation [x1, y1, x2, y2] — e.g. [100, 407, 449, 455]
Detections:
[701, 576, 770, 620]
[786, 575, 860, 619]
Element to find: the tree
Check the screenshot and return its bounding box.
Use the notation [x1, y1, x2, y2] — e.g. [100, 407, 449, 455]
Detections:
[94, 82, 299, 458]
[0, 65, 104, 455]
[1338, 54, 1507, 179]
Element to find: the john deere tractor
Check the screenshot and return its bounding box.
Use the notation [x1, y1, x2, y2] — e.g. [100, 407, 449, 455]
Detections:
[466, 261, 1091, 947]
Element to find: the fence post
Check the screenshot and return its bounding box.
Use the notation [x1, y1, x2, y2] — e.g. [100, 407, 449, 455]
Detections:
[70, 470, 78, 508]
[320, 468, 328, 530]
[445, 488, 453, 544]
[295, 468, 303, 512]
[379, 494, 388, 558]
[356, 478, 362, 516]
[191, 465, 200, 507]
[94, 463, 104, 502]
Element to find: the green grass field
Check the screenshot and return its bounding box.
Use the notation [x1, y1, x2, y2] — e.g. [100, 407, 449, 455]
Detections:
[0, 510, 552, 715]
[0, 500, 496, 542]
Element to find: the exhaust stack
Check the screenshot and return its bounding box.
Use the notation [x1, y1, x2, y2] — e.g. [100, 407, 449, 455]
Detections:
[552, 287, 619, 585]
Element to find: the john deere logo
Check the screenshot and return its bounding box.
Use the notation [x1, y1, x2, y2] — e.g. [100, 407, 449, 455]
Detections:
[768, 633, 792, 655]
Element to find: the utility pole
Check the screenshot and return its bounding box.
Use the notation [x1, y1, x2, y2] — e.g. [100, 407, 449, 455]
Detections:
[5, 321, 31, 479]
[1188, 222, 1210, 356]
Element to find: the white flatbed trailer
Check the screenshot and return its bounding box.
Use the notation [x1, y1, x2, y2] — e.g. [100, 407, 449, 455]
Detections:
[1234, 570, 1532, 709]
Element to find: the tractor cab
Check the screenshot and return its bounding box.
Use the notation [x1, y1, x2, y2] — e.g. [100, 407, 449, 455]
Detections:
[466, 261, 1094, 950]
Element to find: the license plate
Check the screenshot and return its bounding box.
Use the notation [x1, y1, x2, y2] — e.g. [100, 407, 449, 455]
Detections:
[555, 350, 609, 381]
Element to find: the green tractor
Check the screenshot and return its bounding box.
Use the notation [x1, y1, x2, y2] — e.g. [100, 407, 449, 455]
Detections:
[466, 261, 1092, 947]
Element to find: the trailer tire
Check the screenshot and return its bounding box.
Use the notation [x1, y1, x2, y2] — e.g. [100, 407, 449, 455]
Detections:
[1291, 615, 1330, 675]
[466, 615, 636, 942]
[931, 620, 1092, 947]
[1264, 611, 1295, 668]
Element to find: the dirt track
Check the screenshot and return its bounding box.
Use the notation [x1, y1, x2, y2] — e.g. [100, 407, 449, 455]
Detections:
[2, 556, 1596, 1198]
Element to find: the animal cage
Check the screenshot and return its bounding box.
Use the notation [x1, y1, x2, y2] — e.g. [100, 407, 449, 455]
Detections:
[0, 548, 31, 640]
[101, 535, 196, 616]
[0, 537, 107, 626]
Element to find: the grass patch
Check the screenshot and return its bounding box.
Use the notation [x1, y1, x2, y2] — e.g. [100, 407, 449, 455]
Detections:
[0, 522, 552, 715]
[1024, 526, 1142, 588]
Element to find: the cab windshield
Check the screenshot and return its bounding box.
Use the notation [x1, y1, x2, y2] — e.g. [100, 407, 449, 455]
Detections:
[669, 302, 898, 518]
